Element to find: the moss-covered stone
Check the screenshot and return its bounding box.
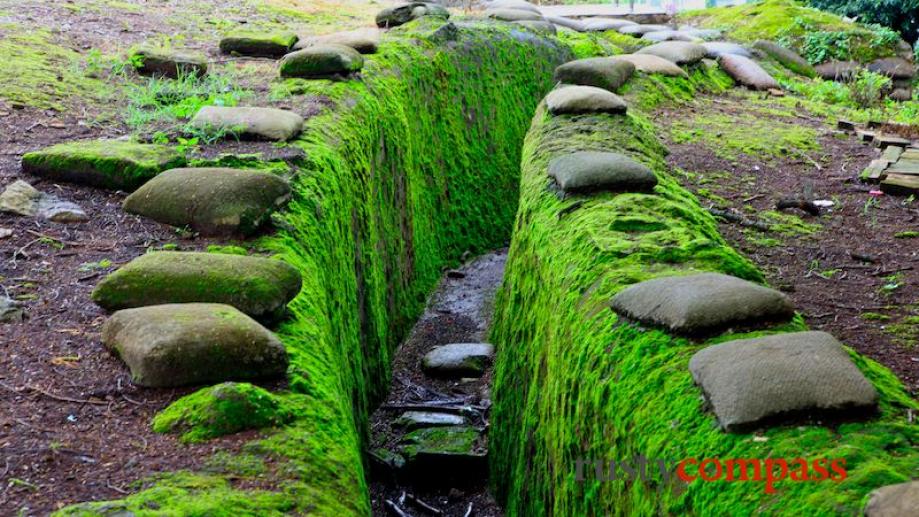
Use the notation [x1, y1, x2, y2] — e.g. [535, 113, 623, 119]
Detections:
[279, 44, 363, 78]
[103, 303, 288, 387]
[293, 29, 380, 54]
[123, 167, 291, 236]
[219, 32, 298, 58]
[375, 3, 449, 28]
[153, 382, 296, 442]
[91, 251, 302, 320]
[554, 56, 635, 92]
[21, 140, 185, 191]
[131, 46, 208, 78]
[190, 106, 304, 142]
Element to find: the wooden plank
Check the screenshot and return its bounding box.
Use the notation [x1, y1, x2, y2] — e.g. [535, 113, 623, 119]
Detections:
[901, 150, 919, 160]
[862, 158, 890, 182]
[882, 145, 904, 162]
[881, 174, 919, 195]
[857, 130, 876, 142]
[875, 135, 913, 149]
[885, 161, 919, 175]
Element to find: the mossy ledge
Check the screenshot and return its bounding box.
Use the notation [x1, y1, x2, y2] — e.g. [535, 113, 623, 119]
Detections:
[56, 20, 571, 516]
[489, 94, 919, 515]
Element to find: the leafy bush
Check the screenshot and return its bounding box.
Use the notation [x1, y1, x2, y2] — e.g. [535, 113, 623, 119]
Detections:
[779, 16, 907, 63]
[808, 0, 919, 46]
[848, 69, 892, 107]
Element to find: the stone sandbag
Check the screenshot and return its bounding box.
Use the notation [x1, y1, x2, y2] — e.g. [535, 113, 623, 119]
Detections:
[544, 15, 587, 32]
[376, 3, 449, 28]
[612, 54, 687, 77]
[815, 60, 861, 82]
[642, 30, 698, 42]
[190, 106, 304, 141]
[702, 41, 751, 59]
[486, 0, 541, 14]
[610, 272, 794, 335]
[548, 151, 656, 194]
[688, 331, 879, 432]
[544, 85, 627, 115]
[867, 57, 917, 80]
[636, 41, 707, 65]
[513, 20, 556, 36]
[294, 29, 380, 54]
[485, 8, 543, 22]
[123, 167, 291, 236]
[890, 88, 913, 102]
[619, 24, 670, 36]
[753, 40, 815, 78]
[279, 44, 364, 78]
[102, 303, 288, 387]
[718, 54, 779, 91]
[583, 18, 636, 32]
[219, 33, 298, 58]
[678, 28, 722, 41]
[554, 57, 635, 92]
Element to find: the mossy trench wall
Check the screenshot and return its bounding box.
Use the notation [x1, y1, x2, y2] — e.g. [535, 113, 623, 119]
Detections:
[489, 81, 919, 515]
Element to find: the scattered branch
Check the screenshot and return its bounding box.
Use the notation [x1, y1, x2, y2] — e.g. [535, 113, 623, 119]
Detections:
[776, 198, 820, 216]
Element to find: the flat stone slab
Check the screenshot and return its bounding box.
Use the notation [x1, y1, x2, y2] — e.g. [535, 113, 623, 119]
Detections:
[554, 57, 635, 92]
[719, 54, 779, 91]
[279, 44, 364, 78]
[545, 85, 627, 116]
[123, 167, 291, 236]
[864, 480, 919, 517]
[702, 41, 751, 59]
[131, 47, 207, 78]
[422, 343, 494, 378]
[92, 251, 302, 320]
[611, 272, 794, 336]
[103, 303, 288, 387]
[21, 140, 185, 191]
[376, 3, 449, 28]
[190, 106, 304, 142]
[753, 40, 815, 77]
[881, 173, 919, 195]
[219, 33, 298, 58]
[548, 151, 656, 195]
[399, 426, 486, 482]
[395, 411, 466, 430]
[0, 180, 87, 222]
[636, 41, 707, 65]
[689, 331, 879, 432]
[486, 8, 543, 22]
[612, 54, 687, 77]
[294, 29, 380, 54]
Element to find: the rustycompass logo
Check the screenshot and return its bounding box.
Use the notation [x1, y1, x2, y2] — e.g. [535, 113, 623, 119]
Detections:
[576, 456, 848, 494]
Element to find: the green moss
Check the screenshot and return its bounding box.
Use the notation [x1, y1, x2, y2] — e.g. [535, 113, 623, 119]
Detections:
[153, 383, 298, 443]
[207, 245, 250, 256]
[490, 81, 919, 517]
[400, 426, 480, 459]
[21, 140, 186, 191]
[860, 312, 890, 321]
[895, 230, 919, 239]
[679, 0, 903, 63]
[620, 63, 734, 111]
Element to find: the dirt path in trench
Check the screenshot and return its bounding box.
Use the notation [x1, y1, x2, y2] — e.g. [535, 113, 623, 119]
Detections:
[654, 91, 919, 397]
[369, 250, 507, 517]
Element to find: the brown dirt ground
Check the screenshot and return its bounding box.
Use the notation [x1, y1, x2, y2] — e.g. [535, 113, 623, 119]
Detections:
[654, 90, 919, 397]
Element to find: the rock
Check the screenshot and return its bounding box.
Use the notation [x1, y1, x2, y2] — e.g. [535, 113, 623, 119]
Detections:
[92, 251, 302, 320]
[152, 382, 293, 442]
[513, 20, 556, 35]
[548, 151, 656, 195]
[815, 60, 861, 81]
[123, 167, 290, 236]
[867, 57, 916, 79]
[718, 54, 779, 91]
[753, 40, 815, 78]
[395, 411, 466, 430]
[642, 30, 698, 42]
[583, 18, 637, 32]
[554, 57, 635, 92]
[130, 47, 207, 78]
[486, 8, 543, 22]
[293, 29, 380, 54]
[545, 85, 627, 116]
[376, 3, 449, 29]
[279, 44, 363, 78]
[864, 480, 919, 517]
[369, 448, 406, 475]
[0, 180, 88, 222]
[890, 88, 913, 102]
[21, 140, 185, 191]
[612, 54, 687, 77]
[399, 426, 486, 481]
[0, 296, 24, 323]
[422, 343, 494, 378]
[190, 106, 304, 142]
[219, 33, 298, 58]
[0, 228, 11, 239]
[636, 41, 707, 65]
[545, 16, 587, 32]
[102, 303, 288, 388]
[610, 272, 794, 336]
[702, 41, 751, 59]
[688, 331, 879, 432]
[619, 24, 670, 36]
[486, 0, 541, 14]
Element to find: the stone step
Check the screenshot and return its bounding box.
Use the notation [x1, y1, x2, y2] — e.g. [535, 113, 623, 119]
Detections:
[103, 303, 288, 387]
[545, 85, 627, 116]
[610, 272, 794, 336]
[190, 106, 304, 142]
[92, 251, 302, 321]
[398, 426, 487, 483]
[219, 32, 298, 58]
[689, 331, 878, 432]
[395, 411, 467, 430]
[881, 173, 919, 195]
[554, 57, 635, 93]
[422, 343, 495, 378]
[636, 41, 707, 66]
[548, 151, 657, 195]
[21, 140, 185, 191]
[123, 167, 291, 236]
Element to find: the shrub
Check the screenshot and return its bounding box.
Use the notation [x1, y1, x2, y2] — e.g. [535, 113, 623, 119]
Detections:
[848, 69, 892, 107]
